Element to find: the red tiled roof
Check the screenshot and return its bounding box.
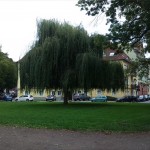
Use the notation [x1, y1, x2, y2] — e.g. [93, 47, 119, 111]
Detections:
[103, 48, 131, 63]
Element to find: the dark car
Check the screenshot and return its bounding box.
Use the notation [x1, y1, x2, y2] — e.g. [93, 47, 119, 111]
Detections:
[73, 93, 91, 101]
[3, 94, 13, 101]
[0, 95, 4, 100]
[116, 96, 137, 102]
[144, 95, 149, 101]
[46, 95, 56, 101]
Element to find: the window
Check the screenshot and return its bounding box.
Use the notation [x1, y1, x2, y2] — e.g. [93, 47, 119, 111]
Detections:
[39, 90, 43, 96]
[109, 53, 114, 56]
[58, 91, 62, 95]
[112, 90, 116, 95]
[97, 89, 101, 95]
[51, 91, 55, 95]
[25, 91, 29, 95]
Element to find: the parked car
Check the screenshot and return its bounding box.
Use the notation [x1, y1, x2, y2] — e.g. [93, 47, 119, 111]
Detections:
[73, 93, 91, 101]
[46, 95, 56, 101]
[91, 95, 107, 102]
[3, 94, 13, 101]
[144, 95, 149, 101]
[106, 96, 117, 101]
[137, 95, 145, 102]
[148, 95, 150, 100]
[0, 93, 4, 100]
[15, 95, 34, 101]
[116, 96, 137, 102]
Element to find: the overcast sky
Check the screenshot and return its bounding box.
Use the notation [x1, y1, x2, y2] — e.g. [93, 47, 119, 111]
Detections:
[0, 0, 109, 61]
[0, 0, 149, 61]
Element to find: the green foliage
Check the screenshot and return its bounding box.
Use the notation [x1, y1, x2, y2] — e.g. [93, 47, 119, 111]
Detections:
[137, 58, 150, 79]
[89, 34, 109, 58]
[106, 96, 117, 101]
[126, 58, 150, 79]
[20, 19, 125, 103]
[0, 52, 17, 91]
[76, 53, 125, 91]
[77, 0, 150, 52]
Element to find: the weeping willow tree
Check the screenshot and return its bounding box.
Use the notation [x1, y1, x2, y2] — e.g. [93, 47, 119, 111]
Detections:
[20, 19, 125, 104]
[76, 52, 124, 92]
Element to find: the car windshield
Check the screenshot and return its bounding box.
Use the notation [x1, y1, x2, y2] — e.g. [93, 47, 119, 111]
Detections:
[20, 95, 28, 97]
[139, 95, 143, 98]
[96, 96, 106, 98]
[102, 96, 106, 98]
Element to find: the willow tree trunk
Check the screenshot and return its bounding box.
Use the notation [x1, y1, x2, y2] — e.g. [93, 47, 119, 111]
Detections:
[63, 90, 69, 105]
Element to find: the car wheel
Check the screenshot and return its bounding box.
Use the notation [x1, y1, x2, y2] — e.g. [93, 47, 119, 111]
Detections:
[26, 99, 29, 101]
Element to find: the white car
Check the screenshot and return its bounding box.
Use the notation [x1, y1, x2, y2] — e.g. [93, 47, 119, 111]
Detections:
[15, 95, 34, 101]
[137, 95, 145, 102]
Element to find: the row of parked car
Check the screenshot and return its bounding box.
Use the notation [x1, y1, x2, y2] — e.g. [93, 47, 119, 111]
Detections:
[116, 95, 150, 102]
[0, 92, 149, 103]
[73, 93, 150, 103]
[0, 94, 34, 102]
[45, 94, 108, 102]
[72, 93, 107, 102]
[0, 94, 57, 102]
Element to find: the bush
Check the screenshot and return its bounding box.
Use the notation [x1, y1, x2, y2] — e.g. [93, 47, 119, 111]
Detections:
[107, 96, 117, 101]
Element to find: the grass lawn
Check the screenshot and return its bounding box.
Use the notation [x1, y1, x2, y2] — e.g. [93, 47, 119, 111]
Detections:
[0, 101, 150, 132]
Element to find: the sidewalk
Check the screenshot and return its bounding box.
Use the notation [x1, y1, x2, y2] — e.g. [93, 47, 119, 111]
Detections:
[0, 126, 150, 150]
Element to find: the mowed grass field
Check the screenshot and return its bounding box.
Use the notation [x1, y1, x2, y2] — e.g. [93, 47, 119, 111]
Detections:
[0, 101, 150, 132]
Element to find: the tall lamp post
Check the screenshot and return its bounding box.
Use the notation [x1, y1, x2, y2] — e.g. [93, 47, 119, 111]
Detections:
[17, 60, 21, 97]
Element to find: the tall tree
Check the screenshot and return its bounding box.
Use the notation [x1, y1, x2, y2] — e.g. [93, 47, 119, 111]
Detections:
[0, 51, 17, 93]
[20, 19, 125, 104]
[77, 0, 150, 51]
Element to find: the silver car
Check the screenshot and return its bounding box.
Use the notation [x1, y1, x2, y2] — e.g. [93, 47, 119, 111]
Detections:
[15, 95, 34, 101]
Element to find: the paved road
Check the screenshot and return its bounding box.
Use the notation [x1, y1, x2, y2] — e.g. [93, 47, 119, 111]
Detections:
[0, 126, 150, 150]
[141, 100, 150, 103]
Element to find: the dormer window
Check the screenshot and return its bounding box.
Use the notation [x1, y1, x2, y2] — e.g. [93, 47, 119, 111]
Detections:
[109, 53, 114, 56]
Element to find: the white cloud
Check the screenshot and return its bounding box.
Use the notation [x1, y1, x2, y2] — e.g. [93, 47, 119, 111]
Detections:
[0, 0, 109, 61]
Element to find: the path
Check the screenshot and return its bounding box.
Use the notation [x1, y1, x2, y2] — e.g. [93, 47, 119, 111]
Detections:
[0, 126, 150, 150]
